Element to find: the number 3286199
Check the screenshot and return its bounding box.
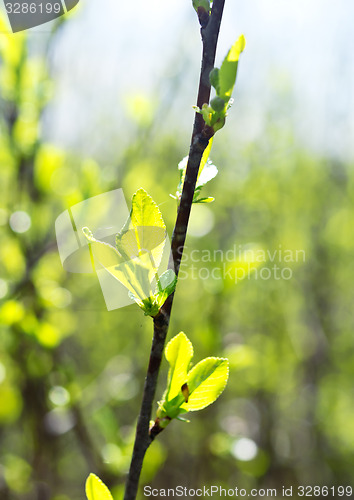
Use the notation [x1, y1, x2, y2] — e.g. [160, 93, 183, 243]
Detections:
[5, 3, 62, 14]
[298, 486, 352, 497]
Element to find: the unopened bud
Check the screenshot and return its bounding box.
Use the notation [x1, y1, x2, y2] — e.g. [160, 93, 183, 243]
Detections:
[209, 68, 219, 90]
[210, 96, 226, 112]
[213, 116, 226, 132]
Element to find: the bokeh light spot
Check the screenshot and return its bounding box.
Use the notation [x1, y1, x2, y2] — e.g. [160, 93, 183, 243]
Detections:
[9, 211, 31, 233]
[49, 386, 70, 407]
[231, 438, 258, 461]
[0, 362, 6, 384]
[0, 279, 9, 299]
[188, 205, 215, 237]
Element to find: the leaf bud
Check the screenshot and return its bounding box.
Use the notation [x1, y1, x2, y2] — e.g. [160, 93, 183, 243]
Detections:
[210, 96, 226, 112]
[209, 67, 220, 90]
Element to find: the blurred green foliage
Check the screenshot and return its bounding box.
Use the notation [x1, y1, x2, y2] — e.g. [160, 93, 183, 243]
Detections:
[1, 12, 354, 500]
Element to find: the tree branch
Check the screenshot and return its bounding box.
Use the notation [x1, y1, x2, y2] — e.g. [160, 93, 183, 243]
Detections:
[123, 2, 225, 498]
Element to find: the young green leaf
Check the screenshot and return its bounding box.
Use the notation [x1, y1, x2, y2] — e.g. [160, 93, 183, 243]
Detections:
[181, 357, 229, 412]
[137, 269, 178, 317]
[82, 189, 170, 317]
[114, 255, 154, 302]
[116, 188, 166, 271]
[82, 227, 124, 269]
[85, 473, 113, 500]
[197, 136, 214, 183]
[157, 269, 177, 295]
[218, 34, 246, 102]
[83, 227, 155, 304]
[155, 269, 177, 306]
[193, 197, 215, 204]
[130, 188, 165, 230]
[174, 138, 217, 203]
[116, 225, 166, 272]
[153, 334, 229, 432]
[196, 162, 218, 188]
[165, 332, 193, 401]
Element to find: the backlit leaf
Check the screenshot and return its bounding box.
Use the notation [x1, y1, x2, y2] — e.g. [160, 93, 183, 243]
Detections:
[110, 254, 154, 303]
[82, 188, 169, 315]
[157, 269, 177, 296]
[85, 473, 113, 500]
[165, 332, 194, 401]
[82, 227, 124, 268]
[193, 197, 215, 204]
[181, 357, 229, 411]
[116, 188, 167, 272]
[176, 138, 217, 201]
[130, 188, 165, 230]
[83, 227, 155, 303]
[197, 163, 218, 188]
[197, 137, 214, 183]
[218, 35, 246, 102]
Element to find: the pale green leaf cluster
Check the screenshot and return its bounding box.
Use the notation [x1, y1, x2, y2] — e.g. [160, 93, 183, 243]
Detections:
[82, 189, 177, 317]
[155, 332, 229, 427]
[171, 137, 218, 204]
[194, 34, 246, 132]
[85, 473, 113, 500]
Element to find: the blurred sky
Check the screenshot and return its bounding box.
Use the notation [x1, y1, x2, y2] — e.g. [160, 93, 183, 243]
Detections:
[36, 0, 354, 161]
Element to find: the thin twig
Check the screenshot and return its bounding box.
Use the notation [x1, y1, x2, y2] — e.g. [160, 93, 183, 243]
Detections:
[123, 2, 226, 498]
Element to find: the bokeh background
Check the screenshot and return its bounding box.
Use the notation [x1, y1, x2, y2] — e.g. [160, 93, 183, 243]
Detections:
[1, 0, 354, 499]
